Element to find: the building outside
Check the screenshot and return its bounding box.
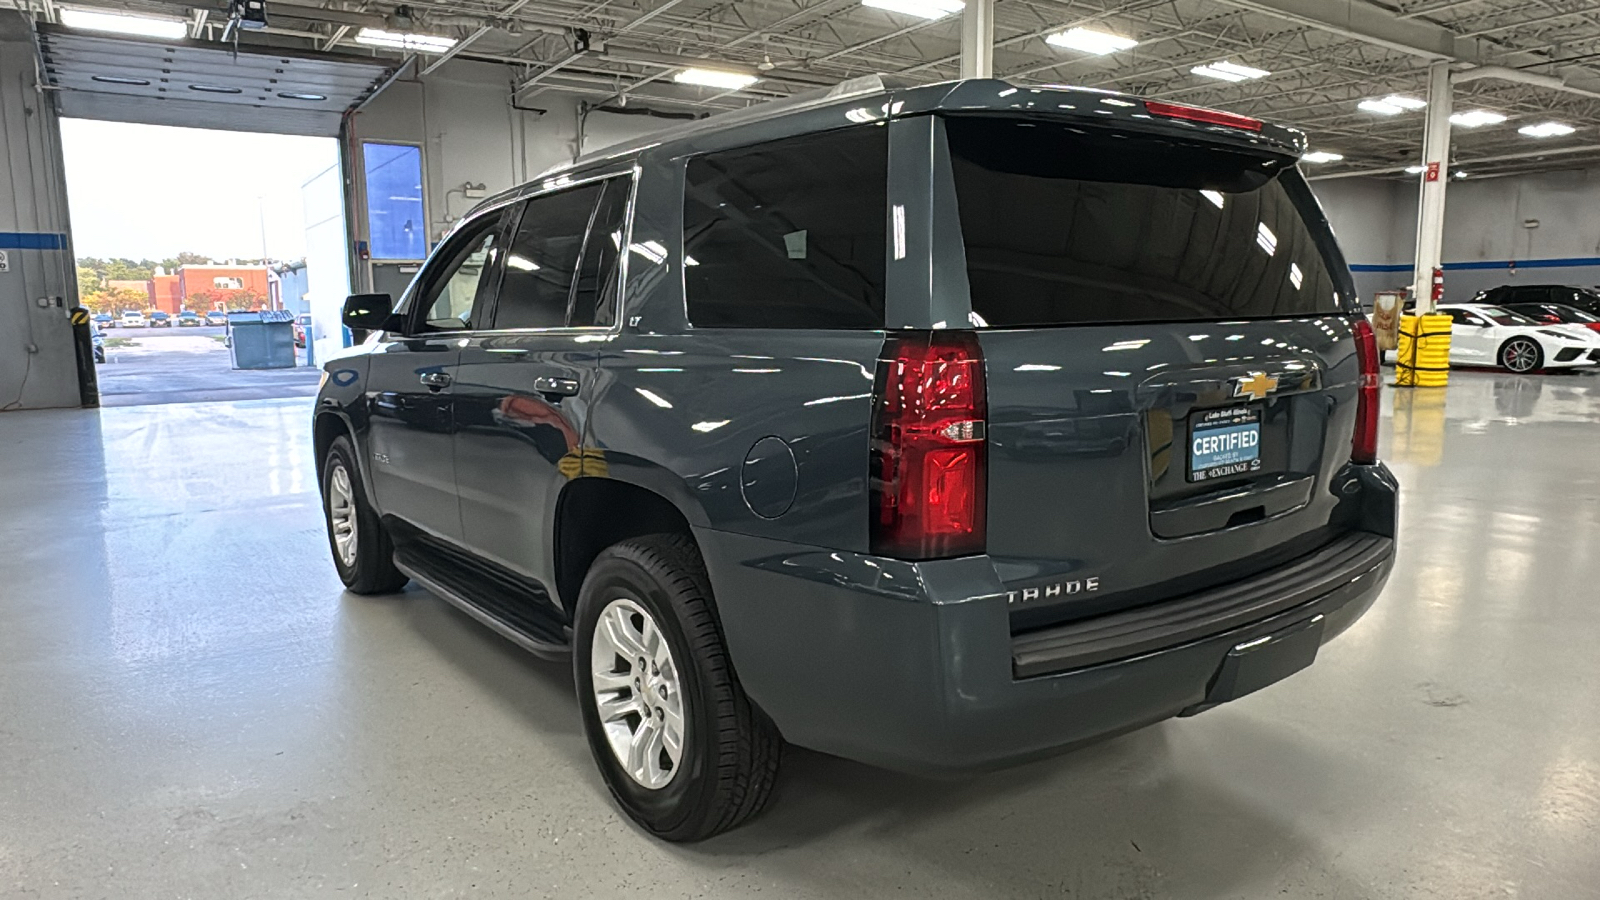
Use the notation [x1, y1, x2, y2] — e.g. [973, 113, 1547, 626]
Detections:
[105, 279, 153, 307]
[143, 264, 273, 314]
[271, 261, 310, 315]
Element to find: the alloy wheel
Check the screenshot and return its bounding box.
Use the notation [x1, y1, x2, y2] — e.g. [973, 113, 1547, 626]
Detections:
[1503, 339, 1539, 373]
[327, 464, 358, 567]
[590, 597, 685, 790]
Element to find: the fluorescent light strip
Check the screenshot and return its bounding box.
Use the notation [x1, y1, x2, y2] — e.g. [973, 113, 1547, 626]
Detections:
[1519, 121, 1575, 138]
[674, 68, 759, 89]
[861, 0, 964, 20]
[60, 8, 188, 39]
[1045, 27, 1138, 55]
[1301, 150, 1344, 163]
[1191, 60, 1269, 82]
[1450, 109, 1506, 128]
[1357, 99, 1403, 116]
[354, 28, 458, 52]
[1256, 223, 1278, 256]
[1405, 165, 1426, 174]
[1383, 95, 1427, 110]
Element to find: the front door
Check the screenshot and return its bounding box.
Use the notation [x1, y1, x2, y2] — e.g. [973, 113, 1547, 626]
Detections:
[452, 175, 628, 589]
[1446, 308, 1496, 364]
[364, 210, 510, 542]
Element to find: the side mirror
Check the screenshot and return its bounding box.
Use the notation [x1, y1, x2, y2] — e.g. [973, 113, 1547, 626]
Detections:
[342, 293, 401, 333]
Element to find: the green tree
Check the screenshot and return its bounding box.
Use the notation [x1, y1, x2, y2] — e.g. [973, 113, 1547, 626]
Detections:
[76, 266, 103, 298]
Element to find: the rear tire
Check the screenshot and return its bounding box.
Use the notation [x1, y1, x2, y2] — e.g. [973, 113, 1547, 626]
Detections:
[1499, 338, 1543, 373]
[573, 534, 781, 841]
[321, 435, 408, 595]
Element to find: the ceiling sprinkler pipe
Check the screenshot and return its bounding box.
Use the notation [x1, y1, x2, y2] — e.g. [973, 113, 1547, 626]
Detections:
[1451, 64, 1600, 101]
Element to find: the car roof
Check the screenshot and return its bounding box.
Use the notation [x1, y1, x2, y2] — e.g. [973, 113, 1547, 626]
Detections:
[475, 75, 1307, 214]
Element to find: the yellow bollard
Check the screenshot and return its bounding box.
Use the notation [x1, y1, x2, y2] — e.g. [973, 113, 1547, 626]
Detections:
[1395, 314, 1452, 387]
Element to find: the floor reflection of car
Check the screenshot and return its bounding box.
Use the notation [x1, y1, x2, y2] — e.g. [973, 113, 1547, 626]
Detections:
[119, 310, 146, 328]
[177, 311, 201, 327]
[1437, 303, 1600, 372]
[205, 310, 228, 326]
[149, 311, 172, 328]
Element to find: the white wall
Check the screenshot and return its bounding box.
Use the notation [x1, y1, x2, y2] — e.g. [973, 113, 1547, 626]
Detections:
[0, 11, 82, 411]
[1313, 167, 1600, 303]
[349, 60, 674, 250]
[301, 161, 350, 365]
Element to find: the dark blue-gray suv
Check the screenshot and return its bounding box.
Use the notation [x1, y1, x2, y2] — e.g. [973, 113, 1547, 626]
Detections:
[316, 77, 1398, 841]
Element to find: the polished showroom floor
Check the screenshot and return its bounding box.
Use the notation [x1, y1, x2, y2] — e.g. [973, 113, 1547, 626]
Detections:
[2, 371, 1598, 898]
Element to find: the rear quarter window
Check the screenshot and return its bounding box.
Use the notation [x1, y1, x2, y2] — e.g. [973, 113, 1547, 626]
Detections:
[943, 116, 1345, 328]
[683, 126, 887, 329]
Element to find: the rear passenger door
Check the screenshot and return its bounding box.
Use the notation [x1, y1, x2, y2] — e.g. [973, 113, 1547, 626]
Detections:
[450, 175, 630, 590]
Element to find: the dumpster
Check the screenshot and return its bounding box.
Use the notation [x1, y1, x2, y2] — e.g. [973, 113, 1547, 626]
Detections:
[227, 310, 297, 369]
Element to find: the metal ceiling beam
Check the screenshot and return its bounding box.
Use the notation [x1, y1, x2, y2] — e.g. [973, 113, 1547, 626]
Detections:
[1308, 143, 1600, 179]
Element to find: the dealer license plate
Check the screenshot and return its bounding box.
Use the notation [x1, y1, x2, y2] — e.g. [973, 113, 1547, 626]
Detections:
[1189, 407, 1263, 482]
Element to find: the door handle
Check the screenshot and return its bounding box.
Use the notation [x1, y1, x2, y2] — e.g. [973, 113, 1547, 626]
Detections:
[534, 376, 580, 398]
[419, 371, 453, 391]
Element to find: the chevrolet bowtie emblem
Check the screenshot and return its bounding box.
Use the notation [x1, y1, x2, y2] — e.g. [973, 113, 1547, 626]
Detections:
[1233, 372, 1279, 401]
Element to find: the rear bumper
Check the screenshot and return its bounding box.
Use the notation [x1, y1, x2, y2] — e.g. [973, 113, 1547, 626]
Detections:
[699, 463, 1397, 775]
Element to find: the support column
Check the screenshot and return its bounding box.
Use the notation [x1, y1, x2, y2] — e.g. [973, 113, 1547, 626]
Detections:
[959, 0, 995, 80]
[0, 11, 83, 410]
[1411, 60, 1452, 313]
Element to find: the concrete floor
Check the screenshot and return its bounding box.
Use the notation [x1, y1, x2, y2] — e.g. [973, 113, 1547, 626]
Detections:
[3, 371, 1599, 898]
[96, 327, 320, 407]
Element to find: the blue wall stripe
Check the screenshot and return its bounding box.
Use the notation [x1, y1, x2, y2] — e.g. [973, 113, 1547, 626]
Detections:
[0, 232, 67, 250]
[1352, 256, 1600, 274]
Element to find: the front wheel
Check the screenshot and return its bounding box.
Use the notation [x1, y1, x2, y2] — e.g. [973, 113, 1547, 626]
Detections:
[321, 435, 408, 594]
[1500, 338, 1543, 373]
[573, 534, 781, 841]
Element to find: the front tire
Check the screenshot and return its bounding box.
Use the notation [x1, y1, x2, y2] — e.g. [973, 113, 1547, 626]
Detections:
[321, 434, 408, 594]
[1500, 338, 1543, 373]
[573, 534, 781, 841]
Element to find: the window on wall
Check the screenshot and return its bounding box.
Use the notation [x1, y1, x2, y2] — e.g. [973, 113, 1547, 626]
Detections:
[683, 126, 888, 329]
[364, 142, 426, 261]
[213, 276, 244, 290]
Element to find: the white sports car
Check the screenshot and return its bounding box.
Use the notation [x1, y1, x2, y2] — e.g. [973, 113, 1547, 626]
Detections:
[1437, 303, 1600, 373]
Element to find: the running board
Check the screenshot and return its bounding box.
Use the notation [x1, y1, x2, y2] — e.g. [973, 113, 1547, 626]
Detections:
[394, 546, 571, 660]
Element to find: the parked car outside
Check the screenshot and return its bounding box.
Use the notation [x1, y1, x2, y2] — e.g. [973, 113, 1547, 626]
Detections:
[314, 78, 1398, 841]
[205, 310, 229, 326]
[118, 310, 146, 328]
[149, 311, 172, 328]
[1437, 303, 1600, 371]
[177, 310, 201, 327]
[92, 313, 113, 326]
[1501, 301, 1600, 336]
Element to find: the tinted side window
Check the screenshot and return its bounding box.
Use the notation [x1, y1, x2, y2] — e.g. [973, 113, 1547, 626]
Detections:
[493, 184, 605, 329]
[684, 126, 887, 329]
[414, 212, 506, 333]
[572, 178, 630, 328]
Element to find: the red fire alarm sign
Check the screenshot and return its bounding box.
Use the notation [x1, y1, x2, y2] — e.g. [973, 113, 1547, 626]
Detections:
[1425, 161, 1440, 182]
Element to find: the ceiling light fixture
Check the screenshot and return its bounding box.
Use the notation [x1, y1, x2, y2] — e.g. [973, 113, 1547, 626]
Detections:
[1404, 165, 1426, 174]
[1190, 61, 1270, 82]
[860, 0, 964, 20]
[1357, 99, 1403, 116]
[1519, 121, 1575, 138]
[1450, 109, 1507, 128]
[91, 74, 153, 86]
[1045, 27, 1138, 55]
[278, 91, 328, 101]
[1383, 95, 1427, 110]
[60, 8, 188, 39]
[1301, 150, 1345, 163]
[674, 68, 759, 90]
[354, 27, 458, 52]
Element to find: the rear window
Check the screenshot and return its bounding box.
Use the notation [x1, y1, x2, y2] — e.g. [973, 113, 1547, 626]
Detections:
[944, 117, 1344, 327]
[683, 126, 887, 329]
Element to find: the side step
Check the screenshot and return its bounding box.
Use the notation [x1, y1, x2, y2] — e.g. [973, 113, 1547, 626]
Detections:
[394, 543, 571, 660]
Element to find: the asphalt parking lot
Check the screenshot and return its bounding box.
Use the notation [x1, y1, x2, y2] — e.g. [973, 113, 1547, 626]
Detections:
[96, 325, 322, 407]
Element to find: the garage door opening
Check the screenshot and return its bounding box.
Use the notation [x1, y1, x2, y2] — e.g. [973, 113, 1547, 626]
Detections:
[60, 118, 348, 407]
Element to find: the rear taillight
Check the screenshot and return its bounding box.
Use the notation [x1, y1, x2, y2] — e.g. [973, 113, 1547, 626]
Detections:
[1142, 100, 1263, 132]
[870, 332, 987, 560]
[1586, 323, 1600, 334]
[1352, 317, 1380, 465]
